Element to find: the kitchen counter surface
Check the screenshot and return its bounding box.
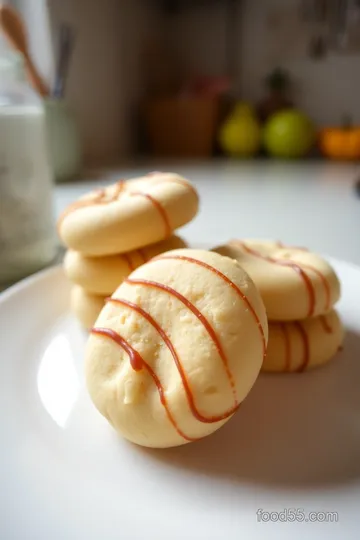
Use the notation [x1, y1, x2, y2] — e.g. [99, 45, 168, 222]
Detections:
[55, 160, 360, 266]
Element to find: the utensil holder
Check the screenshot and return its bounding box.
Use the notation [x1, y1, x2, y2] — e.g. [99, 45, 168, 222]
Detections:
[45, 98, 82, 182]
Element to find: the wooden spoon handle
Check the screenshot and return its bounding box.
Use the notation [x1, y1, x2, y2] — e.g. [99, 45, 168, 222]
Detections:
[0, 4, 49, 97]
[24, 54, 49, 97]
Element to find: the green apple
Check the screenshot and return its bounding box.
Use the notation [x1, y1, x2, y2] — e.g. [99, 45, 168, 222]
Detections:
[263, 109, 315, 158]
[219, 102, 261, 158]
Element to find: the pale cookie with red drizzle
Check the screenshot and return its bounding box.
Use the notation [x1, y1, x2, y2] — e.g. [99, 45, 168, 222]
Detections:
[264, 310, 344, 373]
[213, 240, 340, 321]
[85, 249, 268, 448]
[70, 286, 106, 329]
[64, 235, 187, 296]
[58, 172, 199, 256]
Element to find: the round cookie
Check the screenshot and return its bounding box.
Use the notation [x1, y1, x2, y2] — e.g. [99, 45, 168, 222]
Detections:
[70, 286, 105, 329]
[263, 309, 344, 373]
[85, 249, 268, 448]
[64, 235, 187, 296]
[58, 172, 199, 256]
[213, 240, 340, 321]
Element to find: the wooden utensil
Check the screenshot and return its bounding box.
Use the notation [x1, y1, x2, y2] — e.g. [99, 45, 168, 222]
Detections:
[0, 4, 49, 97]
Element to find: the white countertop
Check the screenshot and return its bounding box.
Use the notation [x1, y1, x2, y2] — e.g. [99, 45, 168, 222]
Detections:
[55, 160, 360, 266]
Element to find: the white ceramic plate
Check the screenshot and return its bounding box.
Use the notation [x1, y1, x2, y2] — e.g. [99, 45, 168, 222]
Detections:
[1, 259, 360, 540]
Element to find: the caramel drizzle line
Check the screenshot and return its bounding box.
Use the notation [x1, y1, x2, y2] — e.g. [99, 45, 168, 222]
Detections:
[117, 248, 150, 276]
[276, 241, 308, 251]
[153, 255, 267, 361]
[166, 177, 198, 197]
[107, 297, 239, 422]
[57, 180, 125, 229]
[58, 175, 195, 235]
[234, 241, 331, 317]
[129, 192, 171, 237]
[137, 248, 149, 265]
[280, 323, 291, 371]
[90, 327, 196, 442]
[122, 253, 135, 272]
[320, 314, 333, 334]
[146, 172, 199, 198]
[294, 321, 310, 372]
[57, 188, 105, 231]
[112, 179, 126, 198]
[125, 278, 239, 408]
[279, 320, 314, 373]
[302, 266, 331, 311]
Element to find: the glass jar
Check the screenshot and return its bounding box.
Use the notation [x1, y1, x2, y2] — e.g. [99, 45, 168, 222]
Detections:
[0, 51, 56, 285]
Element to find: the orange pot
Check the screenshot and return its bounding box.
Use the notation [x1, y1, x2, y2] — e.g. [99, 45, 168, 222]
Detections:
[320, 127, 360, 160]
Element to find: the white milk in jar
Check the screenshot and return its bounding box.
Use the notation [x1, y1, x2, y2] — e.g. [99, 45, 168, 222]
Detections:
[0, 51, 56, 284]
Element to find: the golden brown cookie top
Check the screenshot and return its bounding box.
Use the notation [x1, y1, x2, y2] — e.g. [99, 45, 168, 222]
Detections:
[58, 172, 199, 256]
[214, 239, 341, 321]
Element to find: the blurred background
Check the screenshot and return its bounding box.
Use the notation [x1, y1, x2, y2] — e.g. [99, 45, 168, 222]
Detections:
[5, 0, 360, 168]
[1, 0, 360, 288]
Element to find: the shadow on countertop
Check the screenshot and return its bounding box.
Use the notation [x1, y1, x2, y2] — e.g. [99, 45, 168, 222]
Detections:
[137, 329, 360, 491]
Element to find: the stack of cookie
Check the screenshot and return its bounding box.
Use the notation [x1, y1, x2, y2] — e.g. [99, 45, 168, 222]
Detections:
[59, 177, 347, 449]
[214, 240, 344, 372]
[58, 172, 199, 328]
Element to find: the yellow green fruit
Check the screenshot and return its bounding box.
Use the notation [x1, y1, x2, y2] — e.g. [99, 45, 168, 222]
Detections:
[219, 102, 261, 157]
[263, 109, 315, 158]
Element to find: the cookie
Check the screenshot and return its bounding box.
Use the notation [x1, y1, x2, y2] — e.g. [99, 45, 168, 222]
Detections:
[64, 235, 187, 296]
[213, 240, 340, 321]
[58, 172, 199, 256]
[70, 285, 105, 329]
[263, 310, 344, 373]
[85, 249, 268, 448]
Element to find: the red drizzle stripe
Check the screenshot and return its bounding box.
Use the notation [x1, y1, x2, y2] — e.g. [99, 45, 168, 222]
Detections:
[57, 175, 195, 233]
[276, 241, 308, 251]
[137, 248, 149, 264]
[108, 297, 239, 422]
[235, 241, 331, 315]
[122, 253, 135, 272]
[294, 321, 310, 372]
[90, 327, 196, 442]
[57, 188, 105, 230]
[153, 255, 267, 361]
[320, 315, 333, 334]
[165, 178, 198, 198]
[112, 180, 125, 198]
[280, 323, 291, 371]
[146, 172, 198, 198]
[130, 192, 171, 237]
[57, 179, 125, 230]
[235, 241, 316, 317]
[300, 263, 331, 311]
[124, 278, 238, 405]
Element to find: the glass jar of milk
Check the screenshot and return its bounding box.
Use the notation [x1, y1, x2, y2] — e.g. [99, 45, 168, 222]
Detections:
[0, 51, 56, 285]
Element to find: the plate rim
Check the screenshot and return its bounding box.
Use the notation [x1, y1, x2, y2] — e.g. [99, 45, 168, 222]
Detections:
[0, 265, 63, 303]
